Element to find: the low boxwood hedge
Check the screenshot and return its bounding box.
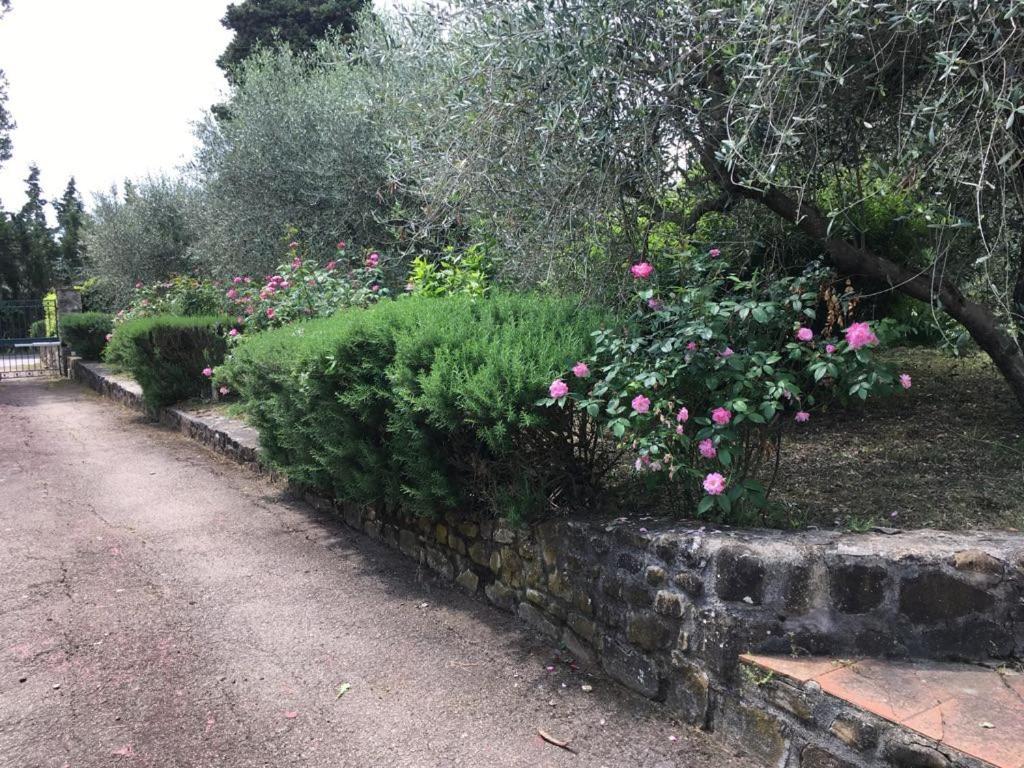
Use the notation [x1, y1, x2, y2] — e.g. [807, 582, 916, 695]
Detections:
[60, 312, 113, 360]
[105, 315, 229, 409]
[217, 294, 612, 520]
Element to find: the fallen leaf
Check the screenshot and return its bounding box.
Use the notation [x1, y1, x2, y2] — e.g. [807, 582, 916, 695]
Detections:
[335, 683, 351, 699]
[537, 728, 577, 754]
[980, 722, 995, 729]
[284, 711, 299, 719]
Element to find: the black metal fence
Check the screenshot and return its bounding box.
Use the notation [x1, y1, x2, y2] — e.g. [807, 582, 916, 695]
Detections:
[0, 296, 63, 379]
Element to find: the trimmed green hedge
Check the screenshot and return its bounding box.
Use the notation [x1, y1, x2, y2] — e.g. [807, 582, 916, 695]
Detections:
[218, 294, 610, 520]
[60, 312, 113, 360]
[105, 315, 229, 408]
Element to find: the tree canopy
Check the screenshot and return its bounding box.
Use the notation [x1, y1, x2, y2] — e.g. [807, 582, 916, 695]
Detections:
[217, 0, 370, 79]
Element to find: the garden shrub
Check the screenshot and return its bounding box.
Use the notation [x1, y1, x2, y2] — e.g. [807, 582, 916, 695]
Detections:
[543, 247, 907, 525]
[105, 315, 229, 409]
[60, 312, 113, 360]
[28, 319, 48, 339]
[217, 293, 611, 520]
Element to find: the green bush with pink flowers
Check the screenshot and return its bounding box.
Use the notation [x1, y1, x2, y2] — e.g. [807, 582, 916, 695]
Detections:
[114, 239, 389, 341]
[542, 249, 908, 525]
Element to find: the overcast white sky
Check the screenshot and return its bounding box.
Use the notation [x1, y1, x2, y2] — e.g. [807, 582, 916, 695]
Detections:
[0, 0, 411, 213]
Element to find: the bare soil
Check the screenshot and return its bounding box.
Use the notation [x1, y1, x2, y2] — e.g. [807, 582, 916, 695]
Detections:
[772, 348, 1024, 531]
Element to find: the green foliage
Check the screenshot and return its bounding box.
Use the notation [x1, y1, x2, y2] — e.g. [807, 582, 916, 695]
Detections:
[217, 0, 370, 79]
[407, 242, 490, 298]
[60, 312, 113, 360]
[53, 177, 86, 283]
[105, 315, 229, 409]
[194, 41, 393, 277]
[84, 176, 202, 305]
[217, 294, 611, 519]
[117, 276, 225, 323]
[543, 249, 902, 525]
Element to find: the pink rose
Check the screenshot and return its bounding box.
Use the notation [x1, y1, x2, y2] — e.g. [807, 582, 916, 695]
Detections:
[686, 341, 698, 351]
[265, 307, 275, 319]
[676, 407, 689, 423]
[720, 346, 734, 358]
[226, 288, 238, 299]
[572, 362, 590, 378]
[795, 411, 810, 423]
[371, 284, 380, 293]
[844, 321, 878, 350]
[631, 395, 651, 414]
[326, 260, 337, 271]
[549, 379, 569, 399]
[218, 386, 230, 396]
[646, 298, 663, 311]
[202, 367, 213, 378]
[796, 326, 814, 342]
[703, 472, 726, 496]
[825, 343, 836, 355]
[711, 407, 732, 426]
[899, 373, 912, 389]
[135, 281, 143, 289]
[229, 328, 239, 337]
[709, 248, 720, 258]
[366, 252, 380, 267]
[105, 333, 112, 342]
[288, 241, 299, 249]
[337, 240, 346, 250]
[630, 261, 654, 279]
[233, 276, 243, 284]
[698, 439, 717, 459]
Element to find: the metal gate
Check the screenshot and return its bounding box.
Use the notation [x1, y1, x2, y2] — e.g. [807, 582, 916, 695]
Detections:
[0, 297, 64, 379]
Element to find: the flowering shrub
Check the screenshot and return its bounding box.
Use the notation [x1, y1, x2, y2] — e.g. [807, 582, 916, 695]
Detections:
[114, 240, 390, 340]
[543, 250, 907, 524]
[116, 276, 225, 324]
[221, 240, 389, 335]
[60, 312, 114, 360]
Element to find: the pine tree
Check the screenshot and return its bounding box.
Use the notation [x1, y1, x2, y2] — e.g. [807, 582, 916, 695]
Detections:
[217, 0, 370, 81]
[0, 0, 13, 168]
[14, 165, 57, 295]
[53, 176, 85, 282]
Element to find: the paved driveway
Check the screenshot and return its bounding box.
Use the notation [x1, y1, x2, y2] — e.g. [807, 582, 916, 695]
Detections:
[0, 378, 755, 768]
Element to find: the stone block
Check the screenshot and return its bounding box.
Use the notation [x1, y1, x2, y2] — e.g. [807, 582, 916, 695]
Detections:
[951, 549, 1004, 576]
[447, 532, 466, 556]
[426, 548, 454, 580]
[493, 527, 515, 544]
[562, 627, 597, 669]
[882, 738, 950, 768]
[645, 565, 668, 587]
[665, 661, 709, 724]
[717, 699, 788, 766]
[829, 711, 879, 752]
[800, 746, 857, 768]
[830, 562, 888, 614]
[601, 639, 662, 699]
[468, 541, 489, 567]
[715, 546, 766, 604]
[398, 529, 421, 560]
[456, 569, 479, 593]
[654, 590, 685, 618]
[457, 521, 479, 539]
[567, 612, 596, 643]
[673, 571, 704, 597]
[518, 602, 560, 640]
[899, 571, 994, 624]
[485, 582, 516, 612]
[627, 613, 674, 651]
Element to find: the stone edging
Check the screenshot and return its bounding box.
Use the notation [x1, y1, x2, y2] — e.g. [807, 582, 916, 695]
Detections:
[70, 358, 1024, 768]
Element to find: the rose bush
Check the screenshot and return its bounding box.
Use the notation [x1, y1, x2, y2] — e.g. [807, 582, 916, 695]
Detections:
[543, 249, 908, 524]
[114, 239, 390, 338]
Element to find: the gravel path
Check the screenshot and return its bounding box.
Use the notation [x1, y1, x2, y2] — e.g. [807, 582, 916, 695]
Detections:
[0, 378, 756, 768]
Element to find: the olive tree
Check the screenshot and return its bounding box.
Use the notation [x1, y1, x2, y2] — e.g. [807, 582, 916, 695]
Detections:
[389, 0, 1024, 405]
[84, 176, 203, 305]
[192, 37, 395, 277]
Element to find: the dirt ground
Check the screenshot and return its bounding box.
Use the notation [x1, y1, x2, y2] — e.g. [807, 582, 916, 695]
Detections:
[0, 377, 755, 768]
[773, 349, 1024, 531]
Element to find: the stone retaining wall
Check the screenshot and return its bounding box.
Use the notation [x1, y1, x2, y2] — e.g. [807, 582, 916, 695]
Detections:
[71, 359, 1024, 767]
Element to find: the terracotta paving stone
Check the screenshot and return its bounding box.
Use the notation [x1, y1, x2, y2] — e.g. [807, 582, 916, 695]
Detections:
[742, 655, 1024, 768]
[738, 653, 853, 683]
